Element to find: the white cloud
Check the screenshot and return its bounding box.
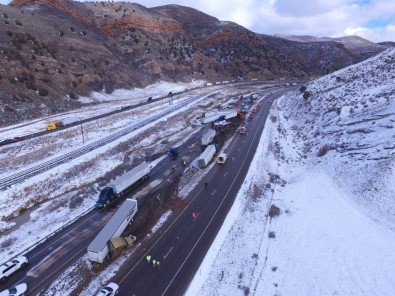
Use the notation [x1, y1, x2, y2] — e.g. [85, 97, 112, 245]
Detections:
[127, 0, 394, 42]
[2, 0, 394, 42]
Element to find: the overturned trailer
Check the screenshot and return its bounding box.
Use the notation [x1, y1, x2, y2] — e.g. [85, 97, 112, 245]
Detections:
[88, 198, 138, 263]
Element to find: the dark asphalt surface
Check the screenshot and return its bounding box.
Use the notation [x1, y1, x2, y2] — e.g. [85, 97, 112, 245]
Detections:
[0, 85, 290, 295]
[113, 90, 286, 296]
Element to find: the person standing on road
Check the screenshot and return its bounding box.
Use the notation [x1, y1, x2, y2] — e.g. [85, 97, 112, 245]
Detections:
[156, 261, 160, 270]
[146, 255, 151, 264]
[152, 259, 157, 268]
[204, 181, 208, 188]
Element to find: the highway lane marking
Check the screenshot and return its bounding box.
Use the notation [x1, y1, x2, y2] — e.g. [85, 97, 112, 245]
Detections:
[211, 189, 216, 196]
[163, 247, 174, 260]
[162, 90, 284, 295]
[224, 171, 227, 176]
[119, 89, 286, 287]
[27, 245, 86, 295]
[192, 212, 199, 221]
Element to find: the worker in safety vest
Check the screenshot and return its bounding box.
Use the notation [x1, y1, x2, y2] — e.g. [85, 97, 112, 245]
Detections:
[156, 261, 160, 270]
[146, 255, 151, 264]
[152, 259, 157, 267]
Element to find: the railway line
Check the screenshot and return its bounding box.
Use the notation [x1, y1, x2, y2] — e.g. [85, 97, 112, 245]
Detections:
[0, 92, 211, 190]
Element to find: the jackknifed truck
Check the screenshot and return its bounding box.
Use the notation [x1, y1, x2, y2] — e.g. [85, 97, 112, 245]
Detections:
[96, 162, 150, 208]
[88, 198, 138, 263]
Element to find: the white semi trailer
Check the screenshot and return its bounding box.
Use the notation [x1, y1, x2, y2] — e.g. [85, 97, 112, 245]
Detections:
[96, 162, 150, 208]
[198, 144, 217, 168]
[88, 198, 138, 263]
[201, 129, 216, 146]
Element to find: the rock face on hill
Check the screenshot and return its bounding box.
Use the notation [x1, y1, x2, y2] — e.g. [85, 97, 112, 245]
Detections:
[0, 0, 391, 126]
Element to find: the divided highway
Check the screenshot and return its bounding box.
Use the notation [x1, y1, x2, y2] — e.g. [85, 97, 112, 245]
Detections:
[0, 85, 291, 295]
[110, 90, 285, 296]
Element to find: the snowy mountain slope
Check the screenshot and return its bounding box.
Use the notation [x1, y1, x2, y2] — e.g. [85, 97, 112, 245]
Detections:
[188, 48, 395, 295]
[281, 47, 395, 226]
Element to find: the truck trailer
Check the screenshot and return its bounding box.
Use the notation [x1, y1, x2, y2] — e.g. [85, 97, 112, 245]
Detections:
[198, 144, 217, 168]
[88, 198, 138, 263]
[47, 116, 79, 131]
[201, 129, 216, 147]
[200, 110, 238, 125]
[96, 162, 150, 208]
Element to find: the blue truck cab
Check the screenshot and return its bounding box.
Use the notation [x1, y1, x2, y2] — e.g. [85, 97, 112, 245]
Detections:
[96, 187, 117, 208]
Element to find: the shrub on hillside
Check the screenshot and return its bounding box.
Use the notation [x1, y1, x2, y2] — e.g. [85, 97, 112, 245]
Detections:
[15, 20, 22, 27]
[318, 144, 330, 157]
[69, 92, 78, 100]
[25, 80, 37, 90]
[38, 88, 48, 96]
[268, 204, 280, 218]
[299, 85, 306, 92]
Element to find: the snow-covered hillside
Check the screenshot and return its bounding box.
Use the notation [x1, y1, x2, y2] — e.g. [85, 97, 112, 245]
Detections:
[189, 48, 395, 295]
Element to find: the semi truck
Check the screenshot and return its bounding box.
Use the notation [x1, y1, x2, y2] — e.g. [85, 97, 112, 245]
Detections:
[88, 198, 138, 263]
[216, 152, 228, 164]
[201, 129, 216, 147]
[238, 126, 247, 134]
[95, 162, 150, 208]
[47, 116, 79, 131]
[198, 144, 218, 168]
[168, 147, 179, 160]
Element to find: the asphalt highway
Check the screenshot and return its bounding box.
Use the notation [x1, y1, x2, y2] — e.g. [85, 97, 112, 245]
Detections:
[113, 90, 286, 296]
[0, 86, 290, 295]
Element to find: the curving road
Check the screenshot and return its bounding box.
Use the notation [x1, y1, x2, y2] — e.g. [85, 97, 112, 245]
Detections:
[0, 86, 289, 295]
[110, 90, 287, 296]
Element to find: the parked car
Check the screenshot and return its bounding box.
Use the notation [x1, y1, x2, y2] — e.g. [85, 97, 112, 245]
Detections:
[97, 282, 119, 296]
[0, 256, 28, 282]
[0, 283, 27, 296]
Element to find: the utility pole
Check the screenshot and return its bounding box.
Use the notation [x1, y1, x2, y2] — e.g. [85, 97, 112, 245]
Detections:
[80, 124, 85, 144]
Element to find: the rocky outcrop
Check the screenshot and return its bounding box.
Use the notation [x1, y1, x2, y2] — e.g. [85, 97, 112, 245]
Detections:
[10, 0, 95, 25]
[100, 15, 182, 34]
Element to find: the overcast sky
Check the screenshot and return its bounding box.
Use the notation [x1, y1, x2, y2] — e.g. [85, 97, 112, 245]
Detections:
[1, 0, 394, 42]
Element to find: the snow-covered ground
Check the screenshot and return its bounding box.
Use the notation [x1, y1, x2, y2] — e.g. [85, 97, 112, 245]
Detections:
[2, 46, 395, 295]
[187, 48, 395, 295]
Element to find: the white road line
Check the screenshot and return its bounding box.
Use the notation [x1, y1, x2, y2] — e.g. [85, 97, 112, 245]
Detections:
[164, 246, 174, 260]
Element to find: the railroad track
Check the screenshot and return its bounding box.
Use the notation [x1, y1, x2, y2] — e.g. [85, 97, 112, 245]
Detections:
[0, 92, 211, 190]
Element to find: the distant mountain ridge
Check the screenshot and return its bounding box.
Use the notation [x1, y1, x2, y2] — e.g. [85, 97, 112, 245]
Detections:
[0, 0, 391, 126]
[275, 34, 391, 58]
